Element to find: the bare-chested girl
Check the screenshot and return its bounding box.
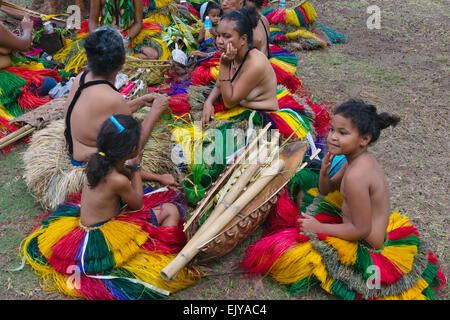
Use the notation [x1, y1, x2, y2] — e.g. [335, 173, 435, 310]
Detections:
[299, 99, 400, 249]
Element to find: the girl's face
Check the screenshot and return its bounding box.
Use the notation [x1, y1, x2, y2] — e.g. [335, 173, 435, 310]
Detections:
[216, 19, 246, 53]
[327, 114, 370, 155]
[208, 8, 221, 25]
[220, 0, 243, 14]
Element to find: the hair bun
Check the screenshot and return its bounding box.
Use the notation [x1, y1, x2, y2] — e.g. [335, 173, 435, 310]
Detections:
[377, 112, 400, 130]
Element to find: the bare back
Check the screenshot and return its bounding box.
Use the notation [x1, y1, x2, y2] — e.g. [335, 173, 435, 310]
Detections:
[63, 71, 130, 162]
[340, 152, 391, 249]
[80, 168, 124, 226]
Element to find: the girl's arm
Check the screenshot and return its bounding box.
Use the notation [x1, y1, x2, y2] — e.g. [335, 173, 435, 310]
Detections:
[198, 25, 205, 44]
[0, 20, 32, 52]
[300, 170, 372, 241]
[127, 0, 144, 41]
[140, 171, 180, 187]
[88, 0, 101, 32]
[111, 170, 143, 211]
[201, 85, 221, 127]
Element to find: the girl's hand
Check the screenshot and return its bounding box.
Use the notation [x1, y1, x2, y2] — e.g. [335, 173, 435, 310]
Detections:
[298, 212, 322, 234]
[202, 100, 215, 128]
[158, 174, 180, 187]
[220, 43, 237, 64]
[128, 149, 143, 167]
[21, 14, 33, 33]
[321, 152, 335, 175]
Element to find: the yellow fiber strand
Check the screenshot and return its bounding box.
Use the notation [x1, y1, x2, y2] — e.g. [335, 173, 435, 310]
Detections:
[154, 0, 172, 9]
[325, 237, 358, 266]
[100, 220, 148, 267]
[214, 106, 249, 120]
[37, 217, 79, 259]
[12, 61, 45, 70]
[144, 13, 171, 26]
[286, 9, 301, 27]
[0, 107, 14, 121]
[379, 278, 428, 300]
[307, 187, 319, 198]
[323, 190, 344, 210]
[122, 251, 203, 294]
[387, 211, 412, 231]
[302, 2, 318, 23]
[270, 58, 297, 75]
[210, 64, 220, 80]
[381, 245, 418, 274]
[270, 242, 315, 284]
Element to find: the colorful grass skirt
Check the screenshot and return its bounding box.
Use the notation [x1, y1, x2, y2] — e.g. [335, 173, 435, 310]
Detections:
[21, 189, 202, 300]
[240, 169, 446, 300]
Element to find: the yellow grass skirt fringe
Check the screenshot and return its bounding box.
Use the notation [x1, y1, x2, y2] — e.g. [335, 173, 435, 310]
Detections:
[21, 202, 202, 299]
[264, 211, 446, 300]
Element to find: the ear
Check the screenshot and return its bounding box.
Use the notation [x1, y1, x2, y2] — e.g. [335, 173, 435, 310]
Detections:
[241, 34, 248, 46]
[360, 133, 372, 148]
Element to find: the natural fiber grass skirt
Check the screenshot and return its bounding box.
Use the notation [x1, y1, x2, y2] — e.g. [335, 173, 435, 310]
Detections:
[21, 189, 202, 300]
[22, 118, 177, 211]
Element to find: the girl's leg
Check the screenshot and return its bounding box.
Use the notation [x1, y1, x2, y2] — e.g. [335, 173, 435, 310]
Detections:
[152, 203, 180, 227]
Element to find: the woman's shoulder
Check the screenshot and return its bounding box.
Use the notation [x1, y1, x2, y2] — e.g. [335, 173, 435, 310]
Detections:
[248, 49, 270, 65]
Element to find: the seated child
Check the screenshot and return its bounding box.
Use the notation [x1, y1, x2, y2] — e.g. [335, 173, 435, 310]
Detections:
[299, 99, 400, 249]
[197, 1, 221, 47]
[81, 114, 181, 228]
[0, 11, 33, 69]
[240, 100, 446, 300]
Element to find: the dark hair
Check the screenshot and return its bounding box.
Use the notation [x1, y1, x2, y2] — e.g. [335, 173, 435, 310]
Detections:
[334, 99, 400, 145]
[83, 26, 126, 77]
[203, 1, 222, 21]
[221, 6, 259, 46]
[85, 114, 141, 188]
[245, 0, 264, 9]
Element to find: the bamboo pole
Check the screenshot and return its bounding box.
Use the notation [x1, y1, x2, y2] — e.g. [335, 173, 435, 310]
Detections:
[183, 122, 272, 232]
[161, 158, 285, 281]
[1, 1, 66, 24]
[0, 125, 35, 150]
[179, 144, 270, 257]
[0, 124, 33, 145]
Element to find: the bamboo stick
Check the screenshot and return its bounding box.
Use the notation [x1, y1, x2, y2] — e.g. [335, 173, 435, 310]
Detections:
[0, 126, 35, 150]
[1, 1, 66, 24]
[179, 144, 269, 256]
[0, 124, 33, 146]
[183, 122, 272, 232]
[161, 158, 285, 281]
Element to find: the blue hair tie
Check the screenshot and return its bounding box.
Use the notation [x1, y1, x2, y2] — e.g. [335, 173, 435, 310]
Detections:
[109, 115, 125, 133]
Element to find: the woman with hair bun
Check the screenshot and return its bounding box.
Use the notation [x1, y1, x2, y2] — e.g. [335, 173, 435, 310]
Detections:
[201, 6, 278, 127]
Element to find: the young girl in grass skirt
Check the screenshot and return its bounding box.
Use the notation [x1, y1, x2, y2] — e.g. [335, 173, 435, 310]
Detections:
[21, 114, 202, 300]
[240, 100, 446, 299]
